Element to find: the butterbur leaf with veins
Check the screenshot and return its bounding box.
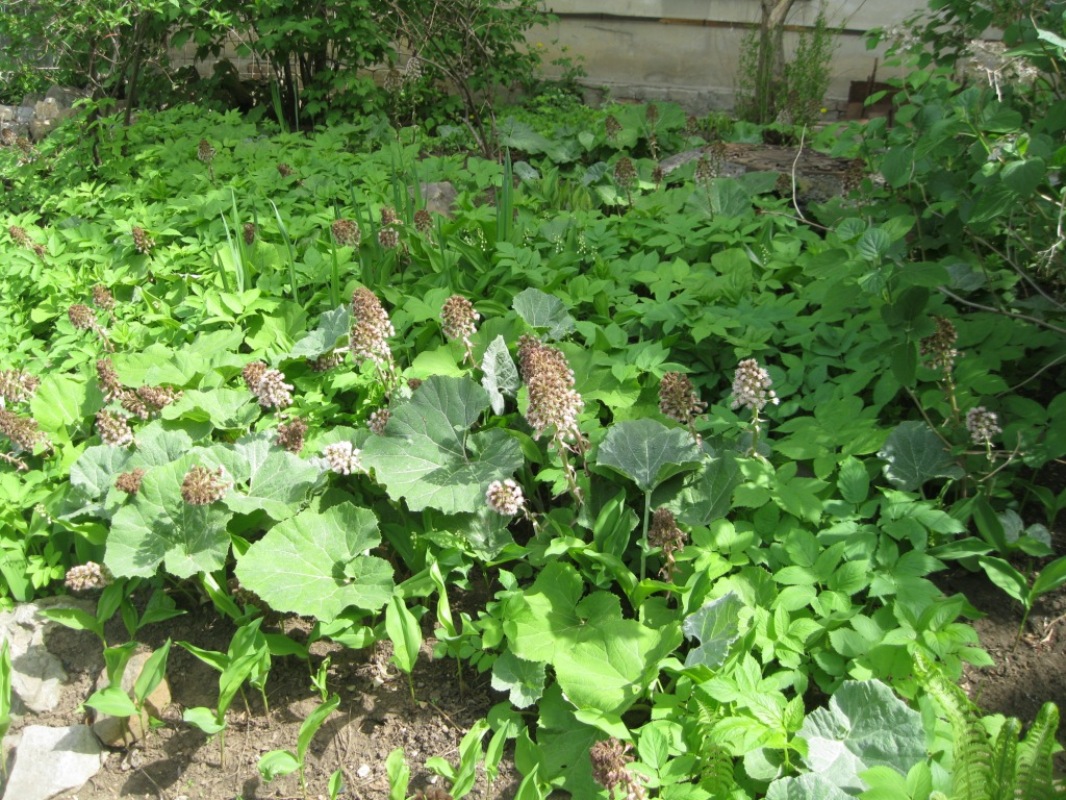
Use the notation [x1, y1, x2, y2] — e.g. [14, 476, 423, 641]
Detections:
[504, 562, 682, 715]
[879, 421, 964, 491]
[289, 305, 352, 360]
[361, 376, 522, 514]
[597, 419, 703, 493]
[107, 453, 236, 578]
[794, 680, 924, 794]
[481, 335, 519, 415]
[235, 498, 394, 622]
[512, 288, 575, 340]
[682, 591, 743, 670]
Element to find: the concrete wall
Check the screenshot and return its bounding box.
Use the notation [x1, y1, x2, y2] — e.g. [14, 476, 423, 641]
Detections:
[532, 0, 930, 112]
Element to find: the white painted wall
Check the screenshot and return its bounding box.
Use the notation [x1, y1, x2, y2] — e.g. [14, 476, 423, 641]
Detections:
[531, 0, 931, 111]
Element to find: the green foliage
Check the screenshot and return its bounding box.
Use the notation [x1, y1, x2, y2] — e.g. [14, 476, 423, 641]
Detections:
[1, 44, 1065, 794]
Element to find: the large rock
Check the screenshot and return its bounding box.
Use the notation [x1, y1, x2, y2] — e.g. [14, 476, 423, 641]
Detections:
[0, 597, 96, 715]
[1, 724, 104, 800]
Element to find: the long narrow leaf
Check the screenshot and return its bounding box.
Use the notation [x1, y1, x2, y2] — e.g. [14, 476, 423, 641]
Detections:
[269, 199, 300, 305]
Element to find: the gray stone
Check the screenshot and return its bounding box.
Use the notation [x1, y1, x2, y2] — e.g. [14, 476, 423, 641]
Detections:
[91, 648, 172, 747]
[416, 181, 458, 218]
[0, 597, 96, 714]
[33, 98, 61, 121]
[1, 724, 104, 800]
[44, 85, 90, 109]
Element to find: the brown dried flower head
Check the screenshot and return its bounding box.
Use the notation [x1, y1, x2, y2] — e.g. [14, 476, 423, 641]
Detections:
[966, 406, 1002, 446]
[96, 410, 134, 447]
[0, 369, 40, 405]
[131, 226, 154, 256]
[368, 408, 390, 435]
[921, 316, 959, 374]
[441, 295, 479, 362]
[614, 156, 636, 188]
[242, 361, 268, 391]
[96, 359, 124, 401]
[275, 418, 308, 454]
[380, 206, 399, 227]
[331, 218, 361, 248]
[277, 162, 294, 177]
[648, 507, 688, 580]
[414, 209, 433, 234]
[518, 335, 584, 444]
[243, 222, 256, 246]
[319, 441, 362, 475]
[604, 115, 622, 139]
[377, 226, 400, 250]
[180, 465, 231, 505]
[308, 351, 345, 372]
[68, 304, 97, 331]
[0, 408, 49, 452]
[350, 288, 395, 369]
[486, 479, 525, 516]
[8, 225, 31, 248]
[197, 138, 215, 163]
[589, 738, 645, 799]
[659, 372, 706, 426]
[91, 284, 115, 311]
[65, 562, 113, 593]
[695, 154, 716, 183]
[135, 385, 181, 413]
[115, 468, 146, 494]
[252, 368, 294, 409]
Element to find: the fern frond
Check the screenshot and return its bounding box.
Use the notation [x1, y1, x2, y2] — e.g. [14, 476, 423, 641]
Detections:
[988, 717, 1020, 800]
[698, 743, 737, 797]
[1015, 703, 1060, 800]
[913, 651, 993, 800]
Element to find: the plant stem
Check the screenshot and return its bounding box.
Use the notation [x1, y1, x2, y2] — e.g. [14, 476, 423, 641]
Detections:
[640, 489, 652, 582]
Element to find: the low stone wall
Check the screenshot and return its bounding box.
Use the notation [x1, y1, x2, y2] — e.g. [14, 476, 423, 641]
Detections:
[0, 86, 90, 142]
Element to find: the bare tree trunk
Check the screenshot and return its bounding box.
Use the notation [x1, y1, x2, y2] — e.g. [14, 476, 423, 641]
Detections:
[754, 0, 797, 123]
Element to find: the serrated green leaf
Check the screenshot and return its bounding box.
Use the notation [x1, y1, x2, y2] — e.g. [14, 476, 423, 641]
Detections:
[678, 452, 741, 526]
[30, 374, 90, 435]
[766, 774, 853, 800]
[161, 389, 258, 430]
[106, 453, 235, 578]
[504, 562, 679, 714]
[490, 652, 546, 709]
[879, 421, 964, 490]
[361, 376, 522, 513]
[682, 592, 743, 670]
[226, 433, 320, 520]
[289, 305, 351, 359]
[858, 227, 893, 261]
[837, 456, 869, 504]
[235, 500, 393, 621]
[598, 419, 702, 492]
[71, 445, 133, 500]
[512, 288, 575, 340]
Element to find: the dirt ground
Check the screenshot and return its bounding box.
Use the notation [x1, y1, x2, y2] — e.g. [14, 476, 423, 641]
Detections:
[32, 609, 522, 800]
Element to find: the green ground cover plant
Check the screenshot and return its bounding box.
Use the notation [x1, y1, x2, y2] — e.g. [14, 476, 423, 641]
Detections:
[2, 4, 1066, 794]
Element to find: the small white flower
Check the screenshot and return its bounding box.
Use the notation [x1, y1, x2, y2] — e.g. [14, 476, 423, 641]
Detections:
[486, 479, 525, 516]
